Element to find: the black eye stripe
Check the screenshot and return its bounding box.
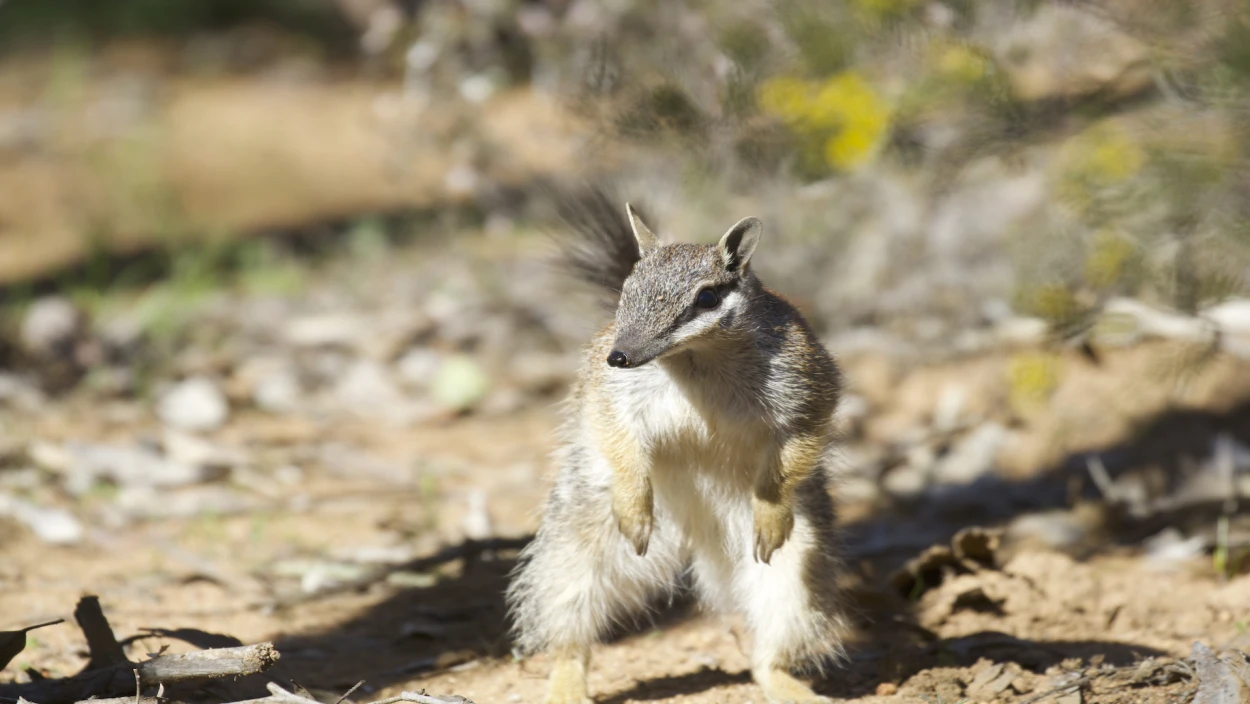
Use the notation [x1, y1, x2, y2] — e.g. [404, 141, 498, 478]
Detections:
[662, 281, 738, 334]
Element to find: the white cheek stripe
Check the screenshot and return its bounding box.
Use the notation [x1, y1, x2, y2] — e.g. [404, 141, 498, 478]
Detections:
[673, 290, 744, 342]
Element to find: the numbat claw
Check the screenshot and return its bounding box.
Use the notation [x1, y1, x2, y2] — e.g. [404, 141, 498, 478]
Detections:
[752, 497, 794, 564]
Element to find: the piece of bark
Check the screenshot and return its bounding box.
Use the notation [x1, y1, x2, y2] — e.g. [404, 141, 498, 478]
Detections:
[136, 643, 278, 686]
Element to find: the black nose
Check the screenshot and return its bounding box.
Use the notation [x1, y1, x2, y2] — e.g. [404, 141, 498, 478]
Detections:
[607, 350, 629, 368]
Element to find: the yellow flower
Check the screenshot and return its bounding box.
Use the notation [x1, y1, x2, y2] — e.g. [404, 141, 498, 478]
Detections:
[936, 44, 989, 84]
[1064, 123, 1147, 186]
[1084, 230, 1135, 289]
[1007, 351, 1062, 416]
[757, 71, 891, 172]
[1088, 136, 1146, 183]
[1055, 122, 1147, 213]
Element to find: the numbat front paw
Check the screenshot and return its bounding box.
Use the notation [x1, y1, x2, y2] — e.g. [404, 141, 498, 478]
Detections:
[752, 497, 795, 564]
[613, 494, 653, 556]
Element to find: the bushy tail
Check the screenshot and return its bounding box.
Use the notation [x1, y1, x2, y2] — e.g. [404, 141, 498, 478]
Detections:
[544, 183, 649, 303]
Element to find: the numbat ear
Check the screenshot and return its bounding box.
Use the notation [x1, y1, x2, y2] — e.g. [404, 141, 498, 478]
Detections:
[717, 216, 762, 272]
[625, 203, 659, 256]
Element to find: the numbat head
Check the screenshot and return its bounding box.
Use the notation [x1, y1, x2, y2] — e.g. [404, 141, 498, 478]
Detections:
[607, 204, 763, 369]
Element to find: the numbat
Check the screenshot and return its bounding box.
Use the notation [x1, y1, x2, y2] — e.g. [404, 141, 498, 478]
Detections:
[507, 190, 847, 704]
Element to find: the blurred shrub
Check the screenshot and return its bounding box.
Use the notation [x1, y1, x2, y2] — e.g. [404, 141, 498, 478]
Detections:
[4, 0, 1250, 335]
[934, 43, 991, 85]
[852, 0, 923, 22]
[0, 0, 354, 56]
[1084, 229, 1140, 293]
[1055, 122, 1147, 219]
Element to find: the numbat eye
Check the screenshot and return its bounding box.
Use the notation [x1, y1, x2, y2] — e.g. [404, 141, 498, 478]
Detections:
[695, 288, 720, 309]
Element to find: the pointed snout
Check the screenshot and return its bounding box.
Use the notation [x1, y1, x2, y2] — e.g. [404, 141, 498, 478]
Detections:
[606, 335, 663, 369]
[607, 350, 630, 368]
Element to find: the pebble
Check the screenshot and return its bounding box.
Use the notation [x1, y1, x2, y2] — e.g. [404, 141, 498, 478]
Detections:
[933, 423, 1008, 484]
[254, 367, 302, 413]
[19, 296, 82, 358]
[0, 373, 46, 411]
[42, 441, 227, 493]
[333, 359, 407, 416]
[282, 314, 364, 349]
[158, 377, 230, 432]
[460, 488, 493, 541]
[0, 493, 83, 545]
[396, 347, 443, 389]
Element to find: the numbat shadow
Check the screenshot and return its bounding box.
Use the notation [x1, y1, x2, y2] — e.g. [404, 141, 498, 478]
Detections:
[508, 190, 848, 704]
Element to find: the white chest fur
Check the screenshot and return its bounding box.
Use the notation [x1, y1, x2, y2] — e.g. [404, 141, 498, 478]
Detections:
[607, 360, 775, 489]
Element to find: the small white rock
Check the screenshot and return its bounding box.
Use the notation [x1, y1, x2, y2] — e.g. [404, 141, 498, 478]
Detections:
[254, 368, 302, 413]
[396, 348, 442, 389]
[159, 377, 229, 432]
[19, 296, 81, 357]
[0, 493, 83, 545]
[933, 423, 1008, 484]
[162, 429, 247, 470]
[0, 373, 44, 410]
[65, 441, 225, 490]
[461, 489, 493, 541]
[282, 314, 364, 349]
[458, 74, 496, 104]
[334, 359, 406, 415]
[274, 464, 304, 486]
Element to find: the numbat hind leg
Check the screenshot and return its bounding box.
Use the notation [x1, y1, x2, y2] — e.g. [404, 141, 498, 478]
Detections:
[506, 464, 687, 704]
[753, 667, 831, 704]
[546, 648, 592, 704]
[740, 479, 847, 704]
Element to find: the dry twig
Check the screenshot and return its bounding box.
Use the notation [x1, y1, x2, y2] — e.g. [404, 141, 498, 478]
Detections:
[248, 683, 471, 704]
[2, 596, 279, 704]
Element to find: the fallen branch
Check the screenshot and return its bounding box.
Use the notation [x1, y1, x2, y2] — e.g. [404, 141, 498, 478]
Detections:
[135, 643, 278, 686]
[239, 683, 471, 704]
[68, 698, 168, 704]
[0, 642, 279, 704]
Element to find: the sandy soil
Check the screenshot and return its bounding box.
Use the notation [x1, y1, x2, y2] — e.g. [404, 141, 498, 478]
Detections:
[4, 387, 1248, 704]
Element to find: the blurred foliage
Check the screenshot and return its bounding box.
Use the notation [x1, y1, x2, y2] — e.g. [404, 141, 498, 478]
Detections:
[1056, 123, 1147, 210]
[1, 0, 1249, 332]
[1084, 230, 1141, 292]
[0, 0, 355, 56]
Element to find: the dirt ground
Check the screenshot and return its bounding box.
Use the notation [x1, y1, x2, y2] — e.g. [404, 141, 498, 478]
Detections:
[4, 352, 1249, 704]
